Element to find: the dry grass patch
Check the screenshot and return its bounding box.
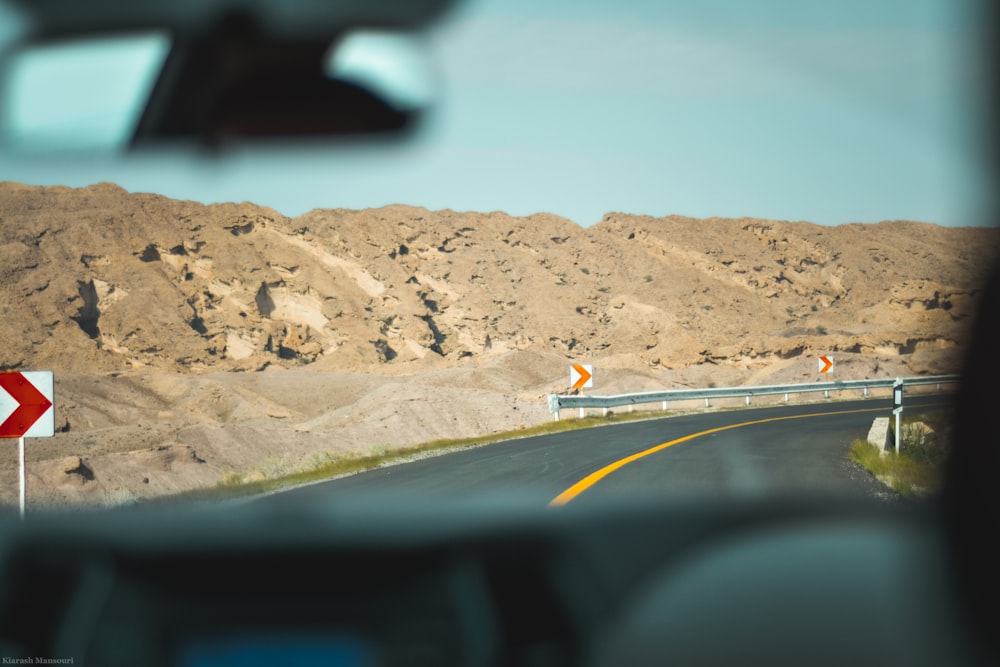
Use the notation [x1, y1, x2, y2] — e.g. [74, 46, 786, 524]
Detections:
[850, 410, 952, 497]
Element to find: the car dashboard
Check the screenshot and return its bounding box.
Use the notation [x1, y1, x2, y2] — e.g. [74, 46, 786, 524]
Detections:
[0, 495, 985, 667]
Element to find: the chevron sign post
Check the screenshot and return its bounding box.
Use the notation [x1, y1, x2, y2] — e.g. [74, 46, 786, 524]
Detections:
[1, 372, 55, 519]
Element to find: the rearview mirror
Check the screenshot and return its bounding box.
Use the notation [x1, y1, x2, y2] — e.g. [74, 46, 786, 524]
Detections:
[0, 27, 437, 153]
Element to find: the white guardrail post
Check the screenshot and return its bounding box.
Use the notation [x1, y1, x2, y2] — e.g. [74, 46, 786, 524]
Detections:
[547, 375, 958, 420]
[892, 378, 904, 454]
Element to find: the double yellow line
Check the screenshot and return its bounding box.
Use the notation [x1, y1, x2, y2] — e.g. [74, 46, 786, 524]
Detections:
[549, 406, 890, 506]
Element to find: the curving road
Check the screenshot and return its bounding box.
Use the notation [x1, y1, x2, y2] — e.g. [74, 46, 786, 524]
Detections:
[264, 394, 952, 509]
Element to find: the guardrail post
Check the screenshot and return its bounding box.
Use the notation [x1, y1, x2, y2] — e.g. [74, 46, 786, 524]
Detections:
[745, 395, 750, 405]
[579, 407, 585, 419]
[824, 390, 830, 399]
[662, 400, 667, 411]
[602, 407, 608, 417]
[547, 394, 560, 421]
[784, 393, 789, 402]
[864, 387, 868, 397]
[705, 398, 711, 408]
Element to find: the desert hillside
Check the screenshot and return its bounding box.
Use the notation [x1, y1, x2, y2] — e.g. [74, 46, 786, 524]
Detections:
[1, 181, 997, 507]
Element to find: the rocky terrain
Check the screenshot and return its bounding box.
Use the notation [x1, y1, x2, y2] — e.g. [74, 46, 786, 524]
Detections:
[1, 181, 996, 507]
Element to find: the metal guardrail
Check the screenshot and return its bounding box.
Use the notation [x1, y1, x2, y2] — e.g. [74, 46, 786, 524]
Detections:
[547, 375, 960, 419]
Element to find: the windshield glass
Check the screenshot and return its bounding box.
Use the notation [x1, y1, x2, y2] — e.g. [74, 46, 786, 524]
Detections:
[0, 0, 996, 513]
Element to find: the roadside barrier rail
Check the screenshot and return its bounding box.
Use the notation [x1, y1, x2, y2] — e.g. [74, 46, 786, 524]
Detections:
[547, 375, 959, 420]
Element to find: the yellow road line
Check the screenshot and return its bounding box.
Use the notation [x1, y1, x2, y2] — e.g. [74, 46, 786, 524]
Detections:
[549, 406, 889, 507]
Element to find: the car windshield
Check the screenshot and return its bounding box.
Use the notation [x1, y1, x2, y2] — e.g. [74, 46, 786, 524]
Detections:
[0, 0, 996, 514]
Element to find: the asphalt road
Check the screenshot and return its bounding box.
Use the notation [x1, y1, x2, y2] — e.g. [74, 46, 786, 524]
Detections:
[264, 394, 953, 509]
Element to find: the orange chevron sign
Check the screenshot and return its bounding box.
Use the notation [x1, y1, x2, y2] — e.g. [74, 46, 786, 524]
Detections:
[818, 356, 834, 374]
[570, 364, 593, 390]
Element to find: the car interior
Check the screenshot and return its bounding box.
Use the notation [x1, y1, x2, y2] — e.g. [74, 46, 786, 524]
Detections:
[0, 1, 998, 666]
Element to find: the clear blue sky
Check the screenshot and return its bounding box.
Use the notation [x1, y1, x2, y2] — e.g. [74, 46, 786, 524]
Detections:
[0, 0, 994, 227]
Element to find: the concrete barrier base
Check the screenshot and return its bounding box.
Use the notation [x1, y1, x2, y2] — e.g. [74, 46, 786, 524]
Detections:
[867, 417, 891, 455]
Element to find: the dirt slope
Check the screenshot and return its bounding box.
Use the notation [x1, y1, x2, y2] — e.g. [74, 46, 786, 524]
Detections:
[1, 182, 996, 507]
